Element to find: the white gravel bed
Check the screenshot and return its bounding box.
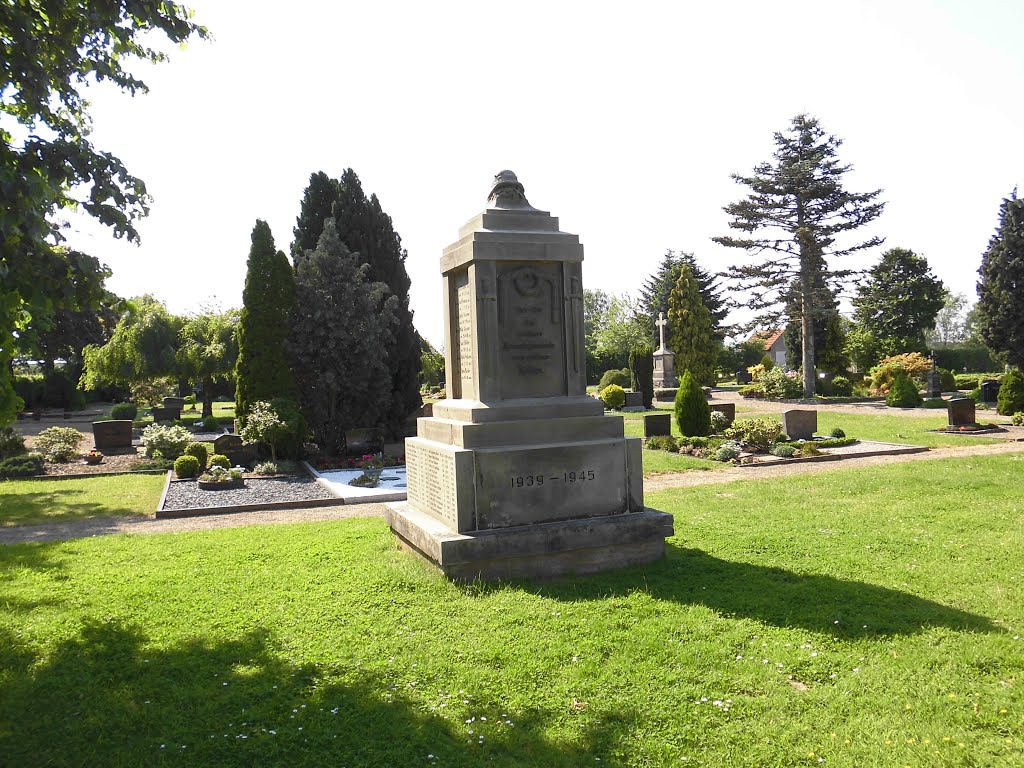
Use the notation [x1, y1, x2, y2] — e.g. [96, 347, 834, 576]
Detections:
[162, 476, 334, 511]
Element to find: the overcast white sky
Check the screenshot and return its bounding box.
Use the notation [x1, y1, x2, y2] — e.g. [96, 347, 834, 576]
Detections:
[62, 0, 1024, 348]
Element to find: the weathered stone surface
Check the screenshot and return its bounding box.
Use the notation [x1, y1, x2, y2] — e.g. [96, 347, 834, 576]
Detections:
[644, 413, 672, 437]
[653, 350, 678, 388]
[390, 172, 669, 579]
[948, 397, 976, 426]
[782, 409, 817, 440]
[92, 420, 133, 451]
[709, 402, 736, 426]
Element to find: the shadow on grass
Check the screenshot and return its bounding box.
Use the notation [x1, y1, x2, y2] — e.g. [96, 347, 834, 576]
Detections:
[0, 620, 631, 767]
[0, 488, 143, 528]
[492, 545, 996, 638]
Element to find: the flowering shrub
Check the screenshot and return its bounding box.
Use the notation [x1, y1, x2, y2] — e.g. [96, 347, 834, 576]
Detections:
[141, 424, 192, 459]
[709, 411, 731, 433]
[254, 461, 279, 475]
[35, 427, 84, 462]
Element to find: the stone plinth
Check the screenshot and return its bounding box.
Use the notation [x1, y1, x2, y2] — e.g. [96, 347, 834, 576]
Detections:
[926, 370, 943, 399]
[653, 349, 678, 388]
[782, 409, 817, 440]
[387, 172, 671, 580]
[948, 397, 976, 427]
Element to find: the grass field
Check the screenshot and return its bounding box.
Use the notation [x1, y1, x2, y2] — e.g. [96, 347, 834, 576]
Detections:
[0, 474, 166, 527]
[1, 455, 1021, 766]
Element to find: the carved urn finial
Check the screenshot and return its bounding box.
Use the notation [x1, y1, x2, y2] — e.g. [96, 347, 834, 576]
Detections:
[487, 170, 534, 209]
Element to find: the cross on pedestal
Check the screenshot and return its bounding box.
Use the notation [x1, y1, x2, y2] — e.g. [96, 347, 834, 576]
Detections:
[656, 312, 668, 351]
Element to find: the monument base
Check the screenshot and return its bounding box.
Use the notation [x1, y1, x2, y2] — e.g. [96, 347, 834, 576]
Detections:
[384, 501, 674, 582]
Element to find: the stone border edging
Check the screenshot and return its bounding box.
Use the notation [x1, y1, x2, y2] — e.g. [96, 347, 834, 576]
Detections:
[303, 460, 408, 504]
[155, 495, 348, 520]
[737, 442, 929, 468]
[157, 470, 172, 511]
[14, 468, 169, 482]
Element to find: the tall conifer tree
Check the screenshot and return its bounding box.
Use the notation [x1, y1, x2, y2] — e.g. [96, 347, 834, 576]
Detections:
[976, 191, 1024, 368]
[714, 114, 884, 396]
[639, 250, 726, 344]
[235, 220, 297, 421]
[667, 264, 717, 386]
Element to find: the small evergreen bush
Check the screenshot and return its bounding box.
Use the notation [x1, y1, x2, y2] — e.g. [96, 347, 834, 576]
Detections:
[110, 402, 138, 421]
[0, 453, 45, 478]
[996, 369, 1024, 416]
[141, 424, 192, 459]
[208, 453, 231, 470]
[799, 442, 822, 456]
[970, 386, 982, 403]
[0, 426, 27, 460]
[954, 374, 981, 390]
[815, 436, 857, 448]
[829, 427, 846, 438]
[184, 442, 208, 470]
[939, 368, 956, 392]
[1012, 412, 1024, 426]
[674, 370, 711, 437]
[202, 415, 221, 431]
[714, 442, 741, 462]
[678, 436, 710, 449]
[600, 384, 626, 409]
[886, 372, 923, 408]
[174, 455, 201, 478]
[769, 444, 796, 458]
[761, 367, 803, 399]
[598, 368, 632, 390]
[830, 376, 853, 397]
[645, 435, 679, 452]
[760, 355, 775, 371]
[34, 427, 84, 462]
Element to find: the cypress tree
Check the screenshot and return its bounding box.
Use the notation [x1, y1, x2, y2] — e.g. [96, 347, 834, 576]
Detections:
[291, 171, 338, 264]
[674, 370, 711, 437]
[235, 220, 297, 421]
[976, 191, 1024, 368]
[629, 343, 654, 409]
[639, 250, 726, 345]
[667, 264, 717, 386]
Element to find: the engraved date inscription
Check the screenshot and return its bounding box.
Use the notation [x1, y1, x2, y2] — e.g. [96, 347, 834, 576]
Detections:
[510, 469, 596, 488]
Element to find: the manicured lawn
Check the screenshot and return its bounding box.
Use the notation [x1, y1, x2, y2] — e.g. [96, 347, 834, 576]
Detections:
[0, 474, 165, 527]
[1, 455, 1022, 766]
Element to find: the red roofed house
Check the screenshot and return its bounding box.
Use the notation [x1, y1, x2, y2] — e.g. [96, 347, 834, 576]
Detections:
[750, 328, 788, 367]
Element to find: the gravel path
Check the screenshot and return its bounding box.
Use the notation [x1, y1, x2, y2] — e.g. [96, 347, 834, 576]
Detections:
[162, 475, 334, 510]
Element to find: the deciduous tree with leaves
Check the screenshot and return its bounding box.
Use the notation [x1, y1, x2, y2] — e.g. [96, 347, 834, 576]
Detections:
[976, 191, 1024, 368]
[714, 114, 884, 396]
[177, 308, 239, 419]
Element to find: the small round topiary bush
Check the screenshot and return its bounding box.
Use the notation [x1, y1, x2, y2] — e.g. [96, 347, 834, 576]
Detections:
[110, 402, 138, 421]
[1012, 411, 1024, 427]
[202, 415, 221, 431]
[830, 427, 846, 438]
[830, 375, 853, 397]
[208, 453, 231, 470]
[674, 370, 711, 437]
[996, 369, 1024, 416]
[184, 442, 208, 470]
[886, 372, 923, 408]
[598, 368, 632, 391]
[769, 444, 796, 458]
[600, 384, 626, 409]
[174, 454, 201, 479]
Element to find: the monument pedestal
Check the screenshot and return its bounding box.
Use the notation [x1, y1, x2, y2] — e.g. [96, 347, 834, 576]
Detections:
[386, 172, 672, 581]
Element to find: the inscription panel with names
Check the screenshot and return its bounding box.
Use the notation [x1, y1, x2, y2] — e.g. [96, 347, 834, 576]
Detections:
[406, 441, 458, 527]
[454, 270, 473, 397]
[497, 261, 566, 399]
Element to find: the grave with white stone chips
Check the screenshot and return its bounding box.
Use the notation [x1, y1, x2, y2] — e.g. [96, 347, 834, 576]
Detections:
[384, 171, 673, 580]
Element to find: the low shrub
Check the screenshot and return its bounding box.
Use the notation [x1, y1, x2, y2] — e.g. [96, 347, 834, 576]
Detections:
[870, 353, 932, 393]
[922, 398, 946, 409]
[184, 442, 208, 470]
[886, 373, 923, 408]
[141, 424, 192, 459]
[34, 426, 84, 462]
[600, 384, 626, 409]
[725, 418, 782, 452]
[939, 368, 957, 392]
[798, 442, 822, 456]
[761, 367, 804, 399]
[208, 453, 231, 470]
[1012, 412, 1024, 426]
[829, 427, 846, 438]
[709, 411, 731, 434]
[714, 442, 742, 462]
[954, 373, 987, 390]
[202, 415, 221, 431]
[997, 369, 1024, 416]
[0, 426, 27, 460]
[110, 402, 138, 421]
[747, 363, 766, 382]
[830, 376, 853, 397]
[769, 444, 796, 458]
[254, 461, 279, 475]
[679, 436, 710, 449]
[598, 368, 631, 390]
[815, 437, 857, 448]
[0, 453, 45, 478]
[970, 386, 982, 403]
[738, 383, 766, 399]
[645, 435, 679, 452]
[173, 455, 201, 479]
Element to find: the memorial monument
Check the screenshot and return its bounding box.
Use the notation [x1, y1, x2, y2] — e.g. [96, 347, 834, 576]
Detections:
[652, 312, 678, 388]
[385, 172, 673, 581]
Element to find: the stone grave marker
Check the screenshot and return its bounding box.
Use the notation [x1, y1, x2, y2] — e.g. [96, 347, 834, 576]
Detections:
[736, 369, 752, 385]
[947, 397, 976, 427]
[213, 434, 254, 466]
[709, 402, 736, 426]
[623, 391, 643, 409]
[384, 171, 673, 581]
[782, 409, 817, 440]
[162, 396, 186, 411]
[652, 312, 678, 388]
[92, 420, 133, 451]
[644, 413, 672, 438]
[980, 380, 1001, 403]
[151, 406, 180, 423]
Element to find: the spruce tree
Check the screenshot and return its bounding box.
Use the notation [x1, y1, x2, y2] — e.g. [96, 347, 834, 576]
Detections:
[976, 191, 1024, 368]
[667, 264, 717, 386]
[714, 114, 885, 397]
[639, 250, 726, 345]
[235, 221, 298, 422]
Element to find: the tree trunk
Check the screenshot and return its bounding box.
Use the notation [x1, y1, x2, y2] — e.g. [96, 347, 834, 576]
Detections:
[800, 286, 815, 397]
[202, 378, 214, 418]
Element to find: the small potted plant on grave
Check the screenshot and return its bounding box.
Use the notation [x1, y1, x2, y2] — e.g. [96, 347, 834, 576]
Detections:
[349, 453, 386, 487]
[83, 448, 104, 465]
[197, 465, 245, 490]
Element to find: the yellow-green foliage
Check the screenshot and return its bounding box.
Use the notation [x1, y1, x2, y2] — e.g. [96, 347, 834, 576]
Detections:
[870, 352, 931, 393]
[600, 384, 626, 409]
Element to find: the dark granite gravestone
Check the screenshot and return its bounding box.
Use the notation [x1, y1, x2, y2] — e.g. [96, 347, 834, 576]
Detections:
[926, 370, 943, 399]
[709, 402, 736, 426]
[947, 397, 976, 427]
[736, 369, 752, 385]
[151, 406, 180, 423]
[623, 391, 643, 409]
[980, 380, 1001, 403]
[644, 413, 672, 438]
[782, 409, 817, 440]
[213, 433, 254, 466]
[92, 420, 133, 451]
[162, 396, 186, 411]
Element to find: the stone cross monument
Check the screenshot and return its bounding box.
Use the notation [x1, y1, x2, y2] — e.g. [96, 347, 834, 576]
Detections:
[652, 311, 678, 388]
[384, 171, 673, 581]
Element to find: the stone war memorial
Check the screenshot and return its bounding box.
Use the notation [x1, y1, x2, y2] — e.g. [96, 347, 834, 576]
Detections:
[385, 171, 673, 580]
